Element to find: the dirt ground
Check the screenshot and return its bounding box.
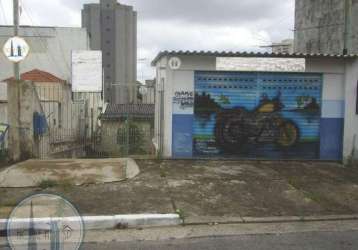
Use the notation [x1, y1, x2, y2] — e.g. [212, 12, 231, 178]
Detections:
[1, 160, 358, 221]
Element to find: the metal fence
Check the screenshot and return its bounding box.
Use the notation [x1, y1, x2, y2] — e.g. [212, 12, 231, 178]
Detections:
[0, 82, 156, 162]
[38, 83, 155, 159]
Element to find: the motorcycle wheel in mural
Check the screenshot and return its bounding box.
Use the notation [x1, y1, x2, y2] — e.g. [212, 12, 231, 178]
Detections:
[214, 100, 300, 154]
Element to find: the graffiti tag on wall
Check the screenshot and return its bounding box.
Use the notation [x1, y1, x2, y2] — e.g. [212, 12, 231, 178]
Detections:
[173, 91, 194, 112]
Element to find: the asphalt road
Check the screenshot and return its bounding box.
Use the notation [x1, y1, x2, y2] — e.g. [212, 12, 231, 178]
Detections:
[2, 230, 354, 250]
[83, 230, 358, 250]
[1, 221, 358, 250]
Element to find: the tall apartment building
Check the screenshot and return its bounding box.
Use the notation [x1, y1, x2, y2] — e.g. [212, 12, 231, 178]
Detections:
[261, 39, 294, 54]
[294, 0, 358, 54]
[82, 0, 137, 104]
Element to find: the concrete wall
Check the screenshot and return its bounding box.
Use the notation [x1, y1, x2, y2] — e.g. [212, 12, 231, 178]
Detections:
[7, 81, 44, 160]
[0, 26, 89, 82]
[82, 0, 137, 104]
[155, 55, 357, 161]
[343, 59, 358, 162]
[305, 58, 346, 160]
[154, 55, 216, 158]
[100, 119, 153, 156]
[294, 0, 358, 54]
[0, 82, 7, 125]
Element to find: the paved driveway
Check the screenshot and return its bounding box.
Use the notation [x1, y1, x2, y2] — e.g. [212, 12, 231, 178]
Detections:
[1, 160, 358, 220]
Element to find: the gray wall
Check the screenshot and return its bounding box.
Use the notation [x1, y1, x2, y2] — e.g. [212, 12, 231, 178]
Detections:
[294, 0, 358, 54]
[82, 0, 137, 104]
[0, 26, 89, 82]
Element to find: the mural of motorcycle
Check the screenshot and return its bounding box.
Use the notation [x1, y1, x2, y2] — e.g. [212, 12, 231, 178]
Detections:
[215, 95, 300, 153]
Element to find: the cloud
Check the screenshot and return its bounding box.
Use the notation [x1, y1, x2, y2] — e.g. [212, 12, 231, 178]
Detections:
[1, 0, 295, 81]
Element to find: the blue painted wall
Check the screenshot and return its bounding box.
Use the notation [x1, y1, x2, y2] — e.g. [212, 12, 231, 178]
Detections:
[193, 71, 323, 159]
[171, 71, 344, 160]
[172, 115, 193, 158]
[320, 118, 344, 160]
[320, 100, 344, 160]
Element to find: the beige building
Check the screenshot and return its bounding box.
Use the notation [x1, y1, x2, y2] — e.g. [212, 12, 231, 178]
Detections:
[97, 104, 154, 156]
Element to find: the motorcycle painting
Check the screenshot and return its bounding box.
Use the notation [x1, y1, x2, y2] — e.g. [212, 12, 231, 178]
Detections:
[193, 72, 322, 159]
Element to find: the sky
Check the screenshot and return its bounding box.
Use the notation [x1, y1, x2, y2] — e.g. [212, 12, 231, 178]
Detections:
[0, 0, 295, 82]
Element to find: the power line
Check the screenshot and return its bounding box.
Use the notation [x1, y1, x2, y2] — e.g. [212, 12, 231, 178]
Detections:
[20, 3, 69, 79]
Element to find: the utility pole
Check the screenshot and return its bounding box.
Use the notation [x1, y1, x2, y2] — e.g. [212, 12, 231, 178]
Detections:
[343, 0, 351, 55]
[13, 0, 20, 80]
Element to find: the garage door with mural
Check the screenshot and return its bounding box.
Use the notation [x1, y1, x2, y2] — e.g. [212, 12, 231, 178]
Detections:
[193, 71, 323, 159]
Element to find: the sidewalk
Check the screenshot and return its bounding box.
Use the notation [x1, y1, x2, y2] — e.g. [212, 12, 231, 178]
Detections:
[1, 159, 358, 224]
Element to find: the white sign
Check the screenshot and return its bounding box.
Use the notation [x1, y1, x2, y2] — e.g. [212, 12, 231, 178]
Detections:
[72, 50, 103, 92]
[2, 36, 30, 63]
[168, 57, 182, 70]
[7, 194, 84, 250]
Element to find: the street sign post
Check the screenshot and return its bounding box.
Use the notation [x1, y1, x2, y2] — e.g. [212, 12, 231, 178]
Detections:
[3, 36, 30, 63]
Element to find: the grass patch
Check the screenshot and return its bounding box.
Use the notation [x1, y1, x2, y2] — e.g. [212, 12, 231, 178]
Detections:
[38, 179, 58, 189]
[285, 176, 326, 205]
[0, 198, 18, 207]
[301, 190, 325, 204]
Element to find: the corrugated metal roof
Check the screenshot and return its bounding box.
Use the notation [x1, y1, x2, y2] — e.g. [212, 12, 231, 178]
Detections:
[151, 50, 358, 66]
[101, 104, 155, 120]
[3, 69, 66, 83]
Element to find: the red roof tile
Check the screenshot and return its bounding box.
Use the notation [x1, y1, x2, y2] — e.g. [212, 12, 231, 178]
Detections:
[3, 69, 66, 83]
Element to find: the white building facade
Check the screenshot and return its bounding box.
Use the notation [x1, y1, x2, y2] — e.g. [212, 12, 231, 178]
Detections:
[0, 26, 90, 82]
[152, 51, 358, 163]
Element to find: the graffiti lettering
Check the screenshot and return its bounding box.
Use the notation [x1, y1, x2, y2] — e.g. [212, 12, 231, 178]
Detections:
[173, 91, 194, 110]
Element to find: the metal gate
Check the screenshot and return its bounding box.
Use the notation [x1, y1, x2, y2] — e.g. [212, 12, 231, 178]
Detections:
[193, 71, 323, 159]
[35, 83, 155, 159]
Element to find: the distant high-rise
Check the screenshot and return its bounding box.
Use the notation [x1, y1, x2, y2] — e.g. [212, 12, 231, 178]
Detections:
[294, 0, 358, 54]
[261, 39, 294, 54]
[82, 0, 137, 104]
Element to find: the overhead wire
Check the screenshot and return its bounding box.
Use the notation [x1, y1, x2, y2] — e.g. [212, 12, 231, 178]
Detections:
[20, 3, 69, 79]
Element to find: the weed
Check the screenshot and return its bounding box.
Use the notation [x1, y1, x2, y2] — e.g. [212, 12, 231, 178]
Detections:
[160, 168, 167, 178]
[58, 179, 75, 192]
[38, 179, 58, 189]
[38, 178, 75, 190]
[176, 208, 185, 222]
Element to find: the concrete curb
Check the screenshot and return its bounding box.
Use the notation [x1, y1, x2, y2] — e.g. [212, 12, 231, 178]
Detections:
[184, 215, 358, 225]
[1, 214, 357, 234]
[0, 214, 182, 234]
